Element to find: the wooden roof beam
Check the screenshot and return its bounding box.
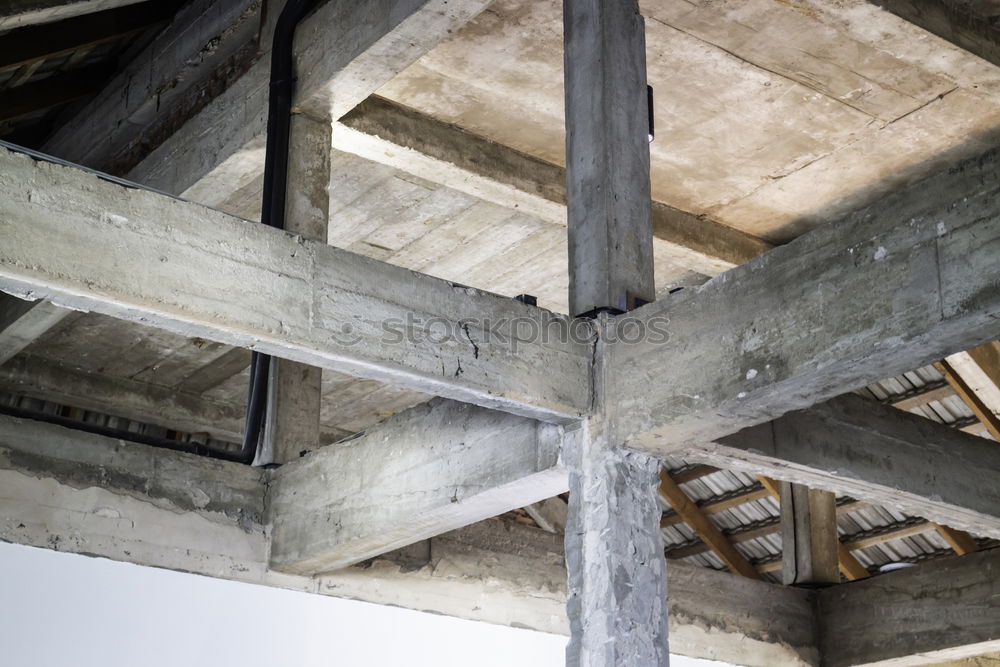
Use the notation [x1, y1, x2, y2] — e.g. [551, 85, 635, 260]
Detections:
[658, 469, 762, 580]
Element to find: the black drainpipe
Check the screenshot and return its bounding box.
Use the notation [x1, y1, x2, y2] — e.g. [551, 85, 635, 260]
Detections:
[240, 0, 320, 464]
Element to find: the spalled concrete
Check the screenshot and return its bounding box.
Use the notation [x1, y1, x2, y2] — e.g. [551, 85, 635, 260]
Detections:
[564, 424, 669, 666]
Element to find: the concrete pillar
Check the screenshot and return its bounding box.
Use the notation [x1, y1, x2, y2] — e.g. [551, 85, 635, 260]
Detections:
[563, 0, 666, 663]
[780, 482, 840, 587]
[563, 0, 654, 317]
[259, 114, 331, 464]
[565, 419, 669, 666]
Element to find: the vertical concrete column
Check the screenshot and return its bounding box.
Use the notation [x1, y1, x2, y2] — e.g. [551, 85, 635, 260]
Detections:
[565, 320, 669, 667]
[563, 0, 654, 317]
[260, 114, 331, 464]
[780, 482, 840, 586]
[563, 0, 665, 663]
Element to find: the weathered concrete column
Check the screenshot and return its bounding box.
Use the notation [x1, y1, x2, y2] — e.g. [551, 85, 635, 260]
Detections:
[563, 0, 666, 664]
[259, 114, 331, 464]
[780, 482, 839, 587]
[563, 0, 654, 317]
[565, 417, 669, 665]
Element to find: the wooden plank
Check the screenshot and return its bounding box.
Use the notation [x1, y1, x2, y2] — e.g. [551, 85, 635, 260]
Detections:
[758, 476, 868, 582]
[658, 469, 762, 579]
[660, 486, 772, 528]
[933, 523, 979, 555]
[936, 357, 1000, 441]
[840, 520, 933, 551]
[0, 146, 592, 422]
[888, 383, 955, 411]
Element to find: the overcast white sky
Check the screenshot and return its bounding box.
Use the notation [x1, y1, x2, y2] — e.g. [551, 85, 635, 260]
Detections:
[0, 541, 726, 667]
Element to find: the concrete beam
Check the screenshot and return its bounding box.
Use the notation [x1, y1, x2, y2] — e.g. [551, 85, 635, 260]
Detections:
[332, 96, 772, 276]
[0, 0, 145, 30]
[0, 146, 592, 422]
[0, 294, 70, 366]
[42, 0, 261, 175]
[268, 398, 567, 574]
[0, 418, 818, 665]
[258, 116, 332, 465]
[609, 144, 1000, 453]
[818, 547, 1000, 666]
[869, 0, 1000, 69]
[524, 496, 568, 534]
[563, 0, 653, 315]
[680, 394, 1000, 539]
[0, 354, 245, 442]
[0, 413, 264, 531]
[128, 0, 492, 208]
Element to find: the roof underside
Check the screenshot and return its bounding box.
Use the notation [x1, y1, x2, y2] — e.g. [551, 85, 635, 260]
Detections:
[1, 0, 998, 585]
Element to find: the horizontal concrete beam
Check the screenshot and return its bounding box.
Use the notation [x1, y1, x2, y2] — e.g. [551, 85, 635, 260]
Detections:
[870, 0, 1000, 70]
[0, 413, 264, 523]
[610, 144, 1000, 453]
[0, 0, 144, 30]
[129, 0, 491, 207]
[0, 294, 70, 365]
[0, 418, 818, 665]
[0, 354, 245, 442]
[268, 398, 568, 574]
[42, 0, 260, 174]
[679, 394, 1000, 539]
[333, 96, 772, 275]
[818, 547, 1000, 666]
[0, 147, 591, 422]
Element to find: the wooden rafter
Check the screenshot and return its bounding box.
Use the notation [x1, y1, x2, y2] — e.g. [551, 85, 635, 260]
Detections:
[935, 359, 1000, 441]
[658, 469, 762, 580]
[933, 523, 980, 555]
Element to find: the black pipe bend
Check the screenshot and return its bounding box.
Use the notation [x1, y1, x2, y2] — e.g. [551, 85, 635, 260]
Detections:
[240, 0, 321, 465]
